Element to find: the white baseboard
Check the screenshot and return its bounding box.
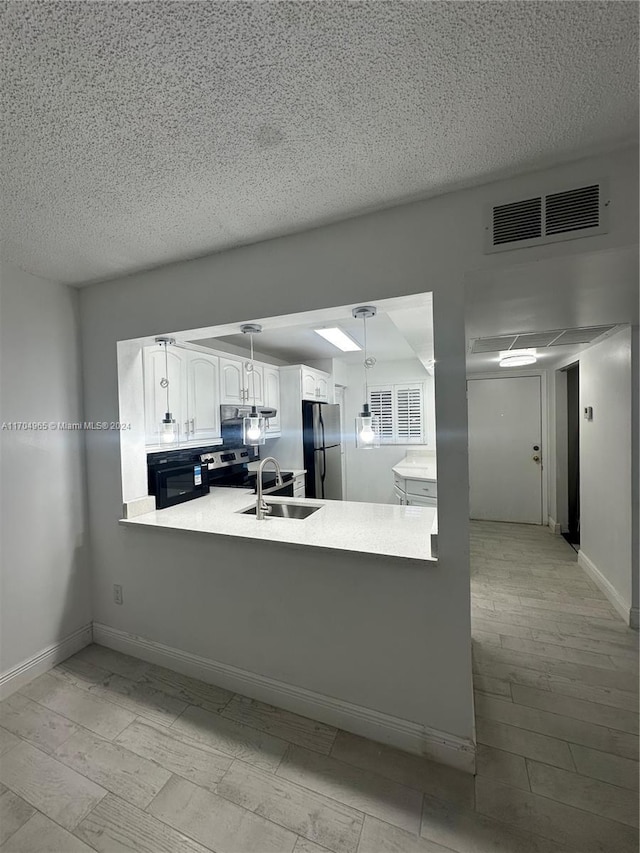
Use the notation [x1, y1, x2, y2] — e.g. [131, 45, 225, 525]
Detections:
[0, 623, 93, 700]
[577, 551, 633, 627]
[93, 622, 476, 773]
[547, 517, 562, 534]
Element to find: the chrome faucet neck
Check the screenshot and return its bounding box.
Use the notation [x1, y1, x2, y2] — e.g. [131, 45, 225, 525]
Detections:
[256, 456, 283, 520]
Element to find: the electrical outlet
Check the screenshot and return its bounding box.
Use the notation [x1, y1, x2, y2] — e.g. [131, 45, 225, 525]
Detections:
[113, 584, 123, 605]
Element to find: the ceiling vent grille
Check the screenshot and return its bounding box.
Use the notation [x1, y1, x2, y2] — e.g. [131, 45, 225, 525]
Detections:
[485, 181, 608, 253]
[470, 325, 616, 355]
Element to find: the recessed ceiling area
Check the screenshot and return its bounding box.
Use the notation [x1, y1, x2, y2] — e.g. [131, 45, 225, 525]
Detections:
[182, 294, 434, 367]
[1, 1, 638, 285]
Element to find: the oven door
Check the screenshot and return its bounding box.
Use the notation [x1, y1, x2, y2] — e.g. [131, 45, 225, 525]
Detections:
[154, 463, 209, 508]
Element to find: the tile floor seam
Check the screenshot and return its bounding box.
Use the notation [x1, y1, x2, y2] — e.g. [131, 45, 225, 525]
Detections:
[520, 759, 638, 830]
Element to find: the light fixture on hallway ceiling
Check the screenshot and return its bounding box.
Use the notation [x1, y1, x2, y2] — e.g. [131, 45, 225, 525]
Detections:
[353, 306, 380, 449]
[240, 323, 266, 446]
[156, 337, 179, 444]
[313, 327, 361, 352]
[499, 348, 537, 367]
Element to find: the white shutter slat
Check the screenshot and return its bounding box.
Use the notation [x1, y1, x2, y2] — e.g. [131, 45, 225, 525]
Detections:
[369, 386, 394, 442]
[397, 385, 423, 442]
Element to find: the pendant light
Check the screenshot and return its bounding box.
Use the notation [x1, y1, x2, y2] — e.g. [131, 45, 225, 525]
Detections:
[352, 306, 380, 449]
[155, 336, 179, 445]
[240, 323, 266, 446]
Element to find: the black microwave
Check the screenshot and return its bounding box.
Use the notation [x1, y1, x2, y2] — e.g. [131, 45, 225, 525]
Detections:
[148, 459, 209, 509]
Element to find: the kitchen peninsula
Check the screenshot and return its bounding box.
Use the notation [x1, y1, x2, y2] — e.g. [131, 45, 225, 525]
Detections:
[121, 487, 438, 563]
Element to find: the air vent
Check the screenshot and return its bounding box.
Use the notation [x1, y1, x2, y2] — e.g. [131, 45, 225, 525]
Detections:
[492, 197, 542, 246]
[470, 325, 616, 355]
[485, 181, 608, 253]
[545, 185, 599, 236]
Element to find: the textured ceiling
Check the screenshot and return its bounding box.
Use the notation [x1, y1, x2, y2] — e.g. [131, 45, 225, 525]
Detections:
[1, 1, 638, 285]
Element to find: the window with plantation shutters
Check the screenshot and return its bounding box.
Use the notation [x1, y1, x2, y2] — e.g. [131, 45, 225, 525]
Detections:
[368, 382, 425, 444]
[369, 386, 394, 441]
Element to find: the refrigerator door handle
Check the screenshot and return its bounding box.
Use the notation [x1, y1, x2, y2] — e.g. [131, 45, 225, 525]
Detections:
[321, 447, 326, 498]
[319, 409, 326, 451]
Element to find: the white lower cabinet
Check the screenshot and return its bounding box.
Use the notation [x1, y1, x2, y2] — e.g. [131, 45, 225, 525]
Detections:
[393, 474, 437, 507]
[293, 473, 306, 498]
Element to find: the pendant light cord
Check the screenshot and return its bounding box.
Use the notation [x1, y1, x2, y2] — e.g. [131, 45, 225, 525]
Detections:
[164, 341, 170, 413]
[363, 314, 369, 403]
[249, 332, 257, 408]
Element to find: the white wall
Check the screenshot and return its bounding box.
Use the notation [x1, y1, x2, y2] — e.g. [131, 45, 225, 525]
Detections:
[578, 328, 634, 621]
[344, 358, 435, 504]
[547, 327, 638, 625]
[0, 263, 92, 691]
[77, 147, 637, 759]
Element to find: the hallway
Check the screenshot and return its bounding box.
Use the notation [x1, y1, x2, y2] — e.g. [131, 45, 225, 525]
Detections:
[471, 521, 638, 851]
[0, 523, 637, 852]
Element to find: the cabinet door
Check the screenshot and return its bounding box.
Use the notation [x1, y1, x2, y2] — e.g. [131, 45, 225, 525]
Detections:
[407, 494, 437, 508]
[244, 363, 264, 406]
[301, 368, 319, 401]
[219, 357, 245, 405]
[143, 345, 187, 445]
[315, 373, 330, 402]
[263, 366, 281, 433]
[293, 473, 305, 498]
[187, 352, 220, 443]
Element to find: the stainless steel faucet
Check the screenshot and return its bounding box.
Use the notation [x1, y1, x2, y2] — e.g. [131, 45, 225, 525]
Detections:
[256, 456, 283, 520]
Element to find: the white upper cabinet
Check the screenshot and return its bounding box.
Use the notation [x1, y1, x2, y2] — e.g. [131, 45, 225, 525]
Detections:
[301, 366, 330, 402]
[315, 373, 330, 402]
[144, 346, 221, 446]
[220, 356, 264, 406]
[143, 345, 188, 445]
[245, 363, 264, 406]
[219, 357, 245, 406]
[187, 352, 220, 443]
[262, 365, 281, 434]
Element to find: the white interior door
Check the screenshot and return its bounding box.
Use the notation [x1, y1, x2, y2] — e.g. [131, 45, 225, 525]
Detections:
[468, 376, 543, 524]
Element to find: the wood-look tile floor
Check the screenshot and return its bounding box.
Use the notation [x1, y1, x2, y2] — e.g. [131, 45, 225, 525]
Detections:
[0, 522, 638, 852]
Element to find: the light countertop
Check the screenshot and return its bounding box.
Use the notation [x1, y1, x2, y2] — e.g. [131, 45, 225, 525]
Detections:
[392, 453, 437, 482]
[120, 487, 437, 563]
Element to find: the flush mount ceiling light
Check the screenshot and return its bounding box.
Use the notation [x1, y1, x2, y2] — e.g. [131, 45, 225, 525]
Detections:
[353, 306, 380, 449]
[240, 323, 266, 446]
[499, 348, 537, 367]
[313, 327, 361, 352]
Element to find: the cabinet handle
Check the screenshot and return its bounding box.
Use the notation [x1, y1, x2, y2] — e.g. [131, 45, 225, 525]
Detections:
[190, 418, 195, 434]
[184, 420, 189, 436]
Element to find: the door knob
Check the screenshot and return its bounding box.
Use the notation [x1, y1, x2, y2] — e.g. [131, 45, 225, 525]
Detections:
[532, 455, 540, 462]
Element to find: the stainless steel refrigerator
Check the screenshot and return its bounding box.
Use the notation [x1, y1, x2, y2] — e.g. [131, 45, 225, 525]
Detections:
[302, 401, 343, 500]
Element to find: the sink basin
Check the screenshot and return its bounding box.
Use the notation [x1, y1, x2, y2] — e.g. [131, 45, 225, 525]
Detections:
[242, 502, 321, 520]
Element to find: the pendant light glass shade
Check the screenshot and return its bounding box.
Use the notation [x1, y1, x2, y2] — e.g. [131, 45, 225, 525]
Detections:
[160, 412, 179, 444]
[243, 406, 266, 446]
[355, 403, 380, 449]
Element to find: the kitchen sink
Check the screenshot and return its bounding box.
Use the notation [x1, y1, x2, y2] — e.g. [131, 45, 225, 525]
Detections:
[242, 502, 321, 519]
